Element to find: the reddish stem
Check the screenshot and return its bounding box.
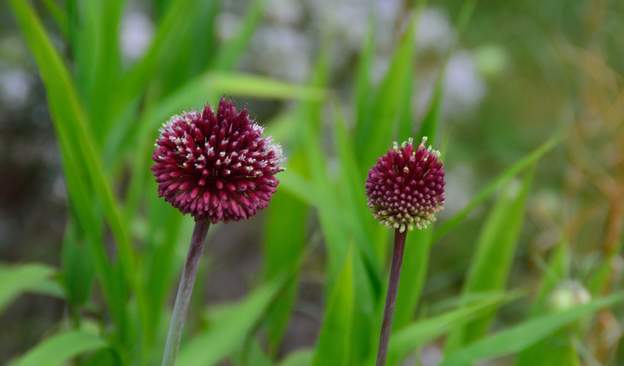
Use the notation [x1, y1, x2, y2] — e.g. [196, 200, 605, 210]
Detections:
[376, 229, 407, 366]
[161, 219, 210, 366]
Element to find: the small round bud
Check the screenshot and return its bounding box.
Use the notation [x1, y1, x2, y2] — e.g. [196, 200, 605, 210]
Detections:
[365, 137, 445, 232]
[549, 281, 591, 311]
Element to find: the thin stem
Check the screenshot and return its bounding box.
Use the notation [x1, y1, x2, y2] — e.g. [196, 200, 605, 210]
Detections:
[376, 229, 407, 366]
[161, 219, 211, 366]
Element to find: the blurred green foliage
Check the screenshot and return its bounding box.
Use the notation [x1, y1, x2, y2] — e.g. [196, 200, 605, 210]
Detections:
[2, 0, 624, 365]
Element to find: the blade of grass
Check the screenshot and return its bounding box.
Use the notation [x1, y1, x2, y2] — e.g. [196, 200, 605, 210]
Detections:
[515, 241, 575, 366]
[440, 294, 624, 366]
[112, 0, 197, 116]
[9, 0, 137, 284]
[177, 278, 285, 366]
[354, 18, 375, 135]
[9, 1, 143, 356]
[61, 223, 95, 309]
[213, 0, 264, 70]
[356, 12, 417, 171]
[0, 263, 56, 313]
[279, 350, 313, 366]
[263, 182, 308, 353]
[416, 75, 444, 144]
[446, 169, 535, 351]
[434, 135, 559, 241]
[311, 248, 355, 366]
[41, 0, 68, 37]
[10, 330, 107, 366]
[388, 293, 511, 362]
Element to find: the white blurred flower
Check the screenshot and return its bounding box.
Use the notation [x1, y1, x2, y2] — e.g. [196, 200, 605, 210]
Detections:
[441, 164, 475, 217]
[245, 25, 310, 82]
[216, 12, 241, 41]
[0, 68, 32, 108]
[120, 11, 154, 62]
[416, 8, 456, 54]
[266, 0, 303, 25]
[550, 281, 591, 311]
[442, 51, 486, 118]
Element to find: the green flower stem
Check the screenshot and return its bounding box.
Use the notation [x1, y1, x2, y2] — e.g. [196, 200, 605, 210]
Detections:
[376, 229, 407, 366]
[161, 219, 211, 366]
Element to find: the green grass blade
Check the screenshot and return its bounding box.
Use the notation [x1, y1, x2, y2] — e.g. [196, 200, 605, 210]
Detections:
[434, 136, 559, 241]
[9, 0, 137, 281]
[113, 0, 196, 110]
[446, 169, 535, 350]
[393, 228, 433, 332]
[213, 0, 264, 70]
[140, 188, 185, 349]
[263, 186, 308, 353]
[9, 1, 143, 354]
[10, 330, 108, 366]
[158, 0, 219, 92]
[515, 241, 574, 366]
[440, 294, 624, 366]
[177, 278, 284, 366]
[356, 12, 416, 171]
[312, 249, 355, 366]
[61, 223, 95, 307]
[354, 19, 375, 135]
[416, 75, 444, 144]
[279, 350, 313, 366]
[0, 263, 56, 313]
[41, 0, 68, 37]
[388, 293, 510, 362]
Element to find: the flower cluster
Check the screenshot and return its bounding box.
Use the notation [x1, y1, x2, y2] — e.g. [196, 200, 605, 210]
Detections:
[152, 99, 283, 223]
[366, 137, 445, 232]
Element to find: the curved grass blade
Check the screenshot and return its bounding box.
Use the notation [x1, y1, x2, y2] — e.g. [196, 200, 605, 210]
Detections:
[434, 135, 559, 241]
[177, 278, 284, 366]
[446, 169, 535, 351]
[0, 263, 56, 313]
[312, 249, 355, 366]
[213, 0, 264, 70]
[440, 294, 624, 366]
[388, 293, 511, 362]
[11, 330, 108, 366]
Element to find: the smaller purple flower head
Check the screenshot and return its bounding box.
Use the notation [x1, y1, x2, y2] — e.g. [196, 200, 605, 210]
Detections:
[152, 98, 284, 223]
[366, 137, 445, 232]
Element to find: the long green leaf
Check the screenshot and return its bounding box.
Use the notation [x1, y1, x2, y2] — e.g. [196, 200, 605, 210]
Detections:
[263, 185, 308, 352]
[388, 294, 510, 362]
[356, 12, 417, 171]
[434, 136, 559, 241]
[0, 263, 56, 313]
[9, 0, 137, 283]
[446, 169, 534, 350]
[213, 0, 264, 70]
[178, 278, 284, 366]
[440, 294, 624, 366]
[11, 330, 108, 366]
[515, 241, 574, 366]
[312, 249, 355, 366]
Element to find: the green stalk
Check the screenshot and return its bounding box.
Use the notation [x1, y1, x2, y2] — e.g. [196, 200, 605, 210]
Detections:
[161, 219, 211, 366]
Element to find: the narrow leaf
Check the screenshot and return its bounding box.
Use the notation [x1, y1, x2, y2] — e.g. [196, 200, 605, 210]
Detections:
[11, 330, 107, 366]
[440, 294, 624, 366]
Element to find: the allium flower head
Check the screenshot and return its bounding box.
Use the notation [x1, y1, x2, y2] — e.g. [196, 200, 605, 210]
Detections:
[366, 137, 445, 232]
[152, 98, 284, 222]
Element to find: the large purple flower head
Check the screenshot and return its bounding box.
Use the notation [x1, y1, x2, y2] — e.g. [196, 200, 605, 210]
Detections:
[366, 137, 445, 232]
[152, 98, 284, 222]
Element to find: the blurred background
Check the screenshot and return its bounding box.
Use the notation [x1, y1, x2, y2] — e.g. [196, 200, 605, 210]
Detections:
[1, 0, 624, 365]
